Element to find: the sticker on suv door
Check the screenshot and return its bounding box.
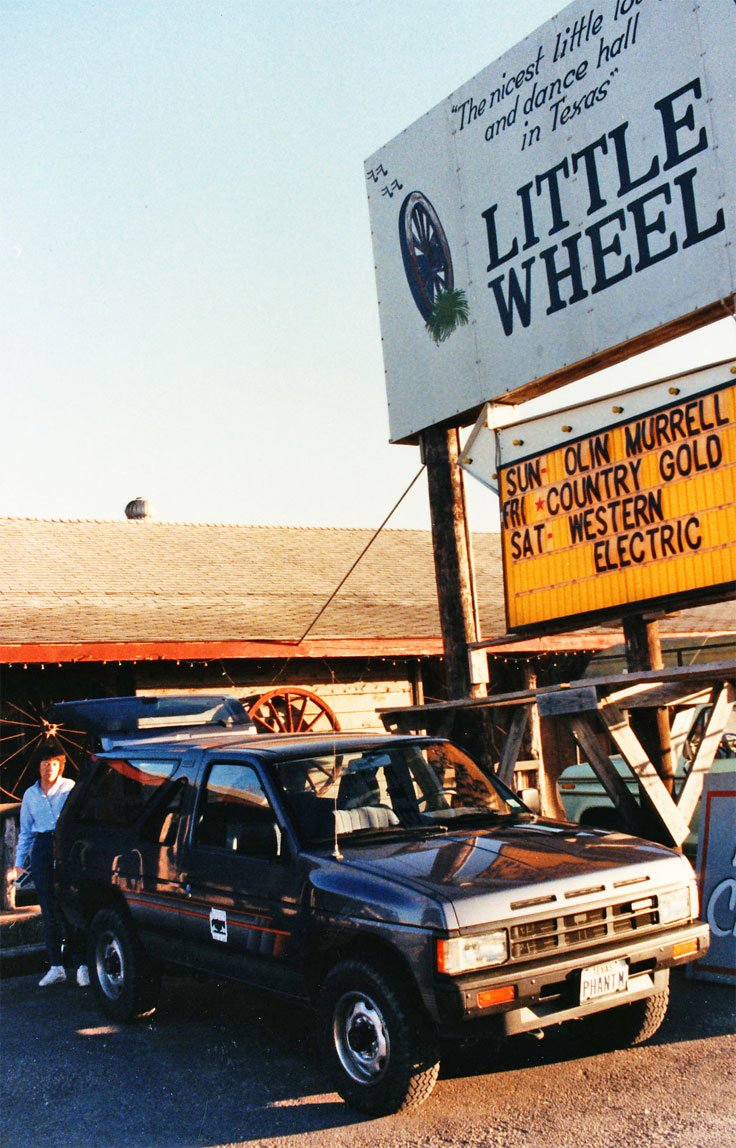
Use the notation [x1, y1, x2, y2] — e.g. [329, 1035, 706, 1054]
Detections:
[210, 908, 228, 943]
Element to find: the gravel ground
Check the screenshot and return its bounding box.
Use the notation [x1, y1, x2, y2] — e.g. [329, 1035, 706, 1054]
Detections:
[0, 966, 733, 1148]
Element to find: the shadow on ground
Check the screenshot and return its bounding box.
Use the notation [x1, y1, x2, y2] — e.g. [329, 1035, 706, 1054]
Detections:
[0, 974, 365, 1147]
[0, 967, 733, 1147]
[440, 967, 735, 1081]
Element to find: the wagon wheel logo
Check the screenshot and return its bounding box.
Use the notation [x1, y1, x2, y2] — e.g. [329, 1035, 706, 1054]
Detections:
[398, 191, 468, 342]
[399, 191, 454, 320]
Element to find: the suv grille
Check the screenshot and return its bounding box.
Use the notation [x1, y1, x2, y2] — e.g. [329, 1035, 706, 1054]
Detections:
[509, 896, 659, 960]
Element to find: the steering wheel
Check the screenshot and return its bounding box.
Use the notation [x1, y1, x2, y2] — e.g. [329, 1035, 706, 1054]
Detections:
[417, 788, 458, 811]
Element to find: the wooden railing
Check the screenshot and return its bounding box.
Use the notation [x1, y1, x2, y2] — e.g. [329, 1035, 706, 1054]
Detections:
[379, 660, 736, 847]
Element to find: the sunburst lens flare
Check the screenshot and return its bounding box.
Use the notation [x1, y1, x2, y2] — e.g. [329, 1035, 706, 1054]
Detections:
[0, 730, 45, 771]
[0, 718, 48, 729]
[8, 702, 45, 724]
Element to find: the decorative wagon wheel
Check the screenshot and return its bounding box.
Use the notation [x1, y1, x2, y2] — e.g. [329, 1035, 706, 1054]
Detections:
[0, 700, 87, 802]
[248, 687, 341, 735]
[398, 190, 454, 320]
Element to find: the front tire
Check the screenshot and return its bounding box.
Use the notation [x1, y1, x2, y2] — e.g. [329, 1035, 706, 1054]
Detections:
[576, 979, 670, 1052]
[88, 907, 160, 1022]
[319, 959, 440, 1116]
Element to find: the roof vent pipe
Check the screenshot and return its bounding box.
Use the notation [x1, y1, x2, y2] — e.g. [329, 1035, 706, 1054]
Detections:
[125, 497, 151, 520]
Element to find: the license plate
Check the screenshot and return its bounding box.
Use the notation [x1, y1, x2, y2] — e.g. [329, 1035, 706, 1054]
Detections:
[580, 958, 629, 1002]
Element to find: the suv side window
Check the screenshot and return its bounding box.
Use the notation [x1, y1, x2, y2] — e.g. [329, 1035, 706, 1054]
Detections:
[139, 778, 187, 845]
[76, 758, 179, 828]
[195, 762, 281, 858]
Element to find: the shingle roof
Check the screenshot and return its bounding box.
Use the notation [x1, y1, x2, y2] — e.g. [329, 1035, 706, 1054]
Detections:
[0, 518, 733, 650]
[0, 518, 491, 645]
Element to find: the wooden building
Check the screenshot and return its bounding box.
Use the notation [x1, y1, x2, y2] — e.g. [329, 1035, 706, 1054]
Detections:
[1, 516, 734, 794]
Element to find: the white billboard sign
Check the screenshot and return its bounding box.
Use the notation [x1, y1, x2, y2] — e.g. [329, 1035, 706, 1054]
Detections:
[366, 0, 735, 443]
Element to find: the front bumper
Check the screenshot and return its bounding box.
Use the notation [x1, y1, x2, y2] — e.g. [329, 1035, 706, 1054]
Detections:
[433, 919, 710, 1036]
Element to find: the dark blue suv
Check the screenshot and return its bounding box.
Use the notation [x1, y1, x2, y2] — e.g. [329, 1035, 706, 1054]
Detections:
[54, 696, 709, 1115]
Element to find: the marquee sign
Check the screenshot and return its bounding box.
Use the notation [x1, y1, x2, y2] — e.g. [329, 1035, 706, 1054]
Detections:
[466, 361, 736, 633]
[366, 0, 735, 443]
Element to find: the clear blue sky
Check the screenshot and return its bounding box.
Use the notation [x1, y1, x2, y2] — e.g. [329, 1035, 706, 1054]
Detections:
[2, 0, 734, 531]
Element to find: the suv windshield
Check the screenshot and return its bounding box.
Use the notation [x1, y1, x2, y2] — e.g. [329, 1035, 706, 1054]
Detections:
[275, 741, 526, 847]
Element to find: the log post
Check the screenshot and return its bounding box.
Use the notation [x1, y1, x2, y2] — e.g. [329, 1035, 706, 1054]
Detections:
[1, 815, 18, 911]
[537, 715, 573, 820]
[421, 425, 491, 765]
[622, 615, 674, 786]
[421, 425, 481, 699]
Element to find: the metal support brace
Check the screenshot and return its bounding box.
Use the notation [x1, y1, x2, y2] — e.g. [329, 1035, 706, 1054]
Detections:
[563, 714, 644, 832]
[598, 698, 691, 845]
[497, 706, 529, 788]
[677, 684, 735, 826]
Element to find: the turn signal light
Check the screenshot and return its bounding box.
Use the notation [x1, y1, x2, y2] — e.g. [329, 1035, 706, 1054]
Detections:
[673, 939, 699, 959]
[477, 985, 517, 1009]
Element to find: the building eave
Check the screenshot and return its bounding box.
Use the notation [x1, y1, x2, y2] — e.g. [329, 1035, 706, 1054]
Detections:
[0, 638, 446, 664]
[0, 632, 627, 665]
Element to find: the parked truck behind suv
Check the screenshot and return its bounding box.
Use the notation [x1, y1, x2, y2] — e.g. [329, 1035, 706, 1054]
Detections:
[54, 698, 709, 1115]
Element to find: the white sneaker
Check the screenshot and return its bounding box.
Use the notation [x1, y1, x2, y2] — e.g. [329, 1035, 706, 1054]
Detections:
[76, 964, 90, 987]
[38, 965, 66, 987]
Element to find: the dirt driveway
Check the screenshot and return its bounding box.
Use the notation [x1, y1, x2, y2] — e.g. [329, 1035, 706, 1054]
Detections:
[1, 967, 733, 1148]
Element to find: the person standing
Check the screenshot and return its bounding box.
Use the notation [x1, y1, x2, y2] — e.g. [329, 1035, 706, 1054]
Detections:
[9, 746, 89, 988]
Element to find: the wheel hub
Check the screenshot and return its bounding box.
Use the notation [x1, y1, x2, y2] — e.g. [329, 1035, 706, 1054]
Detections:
[96, 932, 124, 999]
[335, 993, 389, 1083]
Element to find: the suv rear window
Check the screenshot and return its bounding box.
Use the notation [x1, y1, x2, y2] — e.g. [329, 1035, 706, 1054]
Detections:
[77, 758, 179, 827]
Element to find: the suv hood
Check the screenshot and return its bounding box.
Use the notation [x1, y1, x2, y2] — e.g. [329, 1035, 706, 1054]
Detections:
[338, 819, 689, 929]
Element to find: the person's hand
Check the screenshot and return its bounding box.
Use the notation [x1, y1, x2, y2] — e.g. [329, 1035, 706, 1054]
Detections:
[9, 866, 28, 882]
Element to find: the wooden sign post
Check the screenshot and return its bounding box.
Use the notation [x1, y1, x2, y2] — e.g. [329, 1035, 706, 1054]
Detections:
[421, 425, 481, 702]
[623, 613, 677, 842]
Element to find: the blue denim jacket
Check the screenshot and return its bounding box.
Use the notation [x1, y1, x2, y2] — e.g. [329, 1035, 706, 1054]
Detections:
[15, 777, 75, 867]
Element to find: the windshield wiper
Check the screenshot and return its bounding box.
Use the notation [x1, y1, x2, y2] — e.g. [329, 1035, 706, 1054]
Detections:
[339, 822, 450, 842]
[429, 809, 531, 826]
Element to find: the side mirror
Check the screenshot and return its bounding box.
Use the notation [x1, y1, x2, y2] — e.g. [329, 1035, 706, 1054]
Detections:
[233, 821, 284, 859]
[518, 788, 541, 814]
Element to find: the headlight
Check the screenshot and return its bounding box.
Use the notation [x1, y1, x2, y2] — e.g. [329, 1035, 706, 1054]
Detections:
[437, 930, 508, 975]
[659, 885, 694, 925]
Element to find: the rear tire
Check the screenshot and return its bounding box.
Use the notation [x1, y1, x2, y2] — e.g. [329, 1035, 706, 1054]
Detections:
[88, 907, 160, 1022]
[319, 959, 440, 1115]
